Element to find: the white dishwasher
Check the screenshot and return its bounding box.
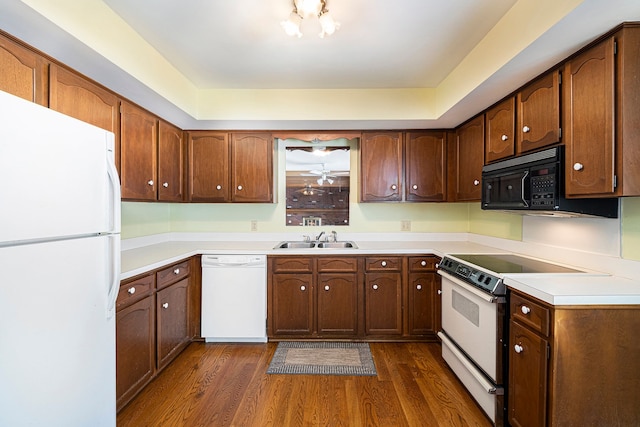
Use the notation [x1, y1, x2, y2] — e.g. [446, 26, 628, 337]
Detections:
[201, 254, 267, 343]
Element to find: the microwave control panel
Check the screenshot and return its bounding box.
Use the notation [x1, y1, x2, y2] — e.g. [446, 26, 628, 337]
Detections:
[530, 166, 557, 208]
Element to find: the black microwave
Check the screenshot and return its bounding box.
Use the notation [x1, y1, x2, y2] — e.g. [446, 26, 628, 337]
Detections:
[481, 146, 618, 218]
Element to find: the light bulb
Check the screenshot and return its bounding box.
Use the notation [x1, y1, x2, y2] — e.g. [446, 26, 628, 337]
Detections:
[318, 12, 339, 38]
[281, 12, 303, 37]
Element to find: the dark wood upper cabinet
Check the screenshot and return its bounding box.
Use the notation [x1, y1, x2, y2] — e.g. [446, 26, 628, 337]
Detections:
[453, 115, 484, 201]
[187, 131, 230, 202]
[360, 132, 403, 202]
[120, 101, 158, 201]
[485, 97, 516, 163]
[516, 70, 561, 154]
[0, 33, 48, 106]
[231, 132, 274, 203]
[158, 120, 185, 202]
[405, 131, 447, 202]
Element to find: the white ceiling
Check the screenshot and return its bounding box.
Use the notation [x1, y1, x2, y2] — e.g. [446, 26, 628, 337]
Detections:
[101, 0, 518, 90]
[1, 0, 640, 129]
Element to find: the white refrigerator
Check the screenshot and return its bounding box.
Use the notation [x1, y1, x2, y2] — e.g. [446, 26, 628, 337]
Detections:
[0, 90, 120, 426]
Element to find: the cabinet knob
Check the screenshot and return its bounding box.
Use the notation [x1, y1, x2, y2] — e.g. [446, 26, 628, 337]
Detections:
[501, 134, 509, 141]
[372, 284, 379, 290]
[300, 285, 306, 291]
[324, 285, 330, 291]
[147, 180, 154, 186]
[521, 305, 531, 315]
[421, 260, 427, 266]
[237, 185, 243, 191]
[162, 302, 169, 309]
[381, 261, 387, 267]
[473, 179, 480, 186]
[437, 289, 442, 295]
[573, 162, 584, 171]
[174, 268, 180, 275]
[163, 182, 169, 188]
[391, 184, 397, 190]
[522, 126, 530, 133]
[127, 287, 136, 295]
[216, 185, 222, 190]
[412, 184, 418, 190]
[416, 284, 422, 290]
[514, 344, 524, 354]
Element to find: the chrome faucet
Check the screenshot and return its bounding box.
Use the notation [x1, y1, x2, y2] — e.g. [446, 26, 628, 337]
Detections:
[315, 231, 325, 242]
[330, 230, 338, 242]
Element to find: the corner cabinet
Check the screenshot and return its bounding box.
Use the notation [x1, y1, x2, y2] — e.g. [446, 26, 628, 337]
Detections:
[508, 289, 640, 426]
[451, 115, 484, 201]
[360, 131, 447, 202]
[563, 24, 640, 197]
[187, 131, 274, 203]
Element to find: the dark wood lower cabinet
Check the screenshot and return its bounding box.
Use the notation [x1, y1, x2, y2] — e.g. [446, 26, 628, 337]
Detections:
[268, 254, 440, 341]
[156, 278, 190, 370]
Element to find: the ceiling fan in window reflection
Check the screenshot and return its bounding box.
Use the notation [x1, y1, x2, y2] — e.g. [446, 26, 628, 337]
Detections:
[300, 164, 348, 185]
[294, 184, 325, 196]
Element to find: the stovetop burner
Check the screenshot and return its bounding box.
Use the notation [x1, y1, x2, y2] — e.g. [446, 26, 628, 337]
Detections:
[437, 253, 585, 296]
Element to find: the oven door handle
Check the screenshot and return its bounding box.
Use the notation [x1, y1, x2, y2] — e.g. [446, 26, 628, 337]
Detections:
[438, 332, 503, 396]
[437, 270, 505, 304]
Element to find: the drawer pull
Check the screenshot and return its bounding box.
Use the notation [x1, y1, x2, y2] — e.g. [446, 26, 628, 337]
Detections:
[216, 185, 222, 190]
[162, 182, 169, 188]
[324, 285, 330, 291]
[174, 268, 180, 275]
[127, 287, 136, 295]
[237, 185, 243, 191]
[381, 261, 387, 267]
[501, 134, 509, 141]
[514, 344, 524, 354]
[522, 125, 530, 133]
[437, 289, 442, 295]
[162, 302, 169, 309]
[416, 284, 422, 290]
[521, 305, 531, 315]
[421, 260, 427, 266]
[300, 285, 306, 291]
[391, 184, 397, 190]
[372, 284, 379, 290]
[147, 180, 154, 186]
[412, 184, 418, 190]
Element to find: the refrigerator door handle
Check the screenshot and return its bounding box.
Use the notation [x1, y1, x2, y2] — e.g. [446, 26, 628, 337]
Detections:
[106, 234, 120, 319]
[106, 135, 121, 233]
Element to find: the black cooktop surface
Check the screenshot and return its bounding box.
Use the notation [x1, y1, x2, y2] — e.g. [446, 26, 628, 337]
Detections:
[451, 254, 583, 274]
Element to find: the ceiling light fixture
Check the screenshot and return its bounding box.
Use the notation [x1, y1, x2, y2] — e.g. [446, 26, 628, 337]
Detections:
[281, 0, 340, 38]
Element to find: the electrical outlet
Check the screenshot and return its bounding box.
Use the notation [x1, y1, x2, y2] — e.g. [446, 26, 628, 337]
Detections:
[250, 220, 258, 232]
[401, 220, 411, 231]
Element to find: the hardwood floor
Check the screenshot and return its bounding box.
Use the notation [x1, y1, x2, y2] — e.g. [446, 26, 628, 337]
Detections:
[117, 342, 492, 427]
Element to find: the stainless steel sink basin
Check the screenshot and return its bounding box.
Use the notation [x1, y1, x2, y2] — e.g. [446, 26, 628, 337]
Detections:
[316, 241, 358, 249]
[273, 241, 316, 249]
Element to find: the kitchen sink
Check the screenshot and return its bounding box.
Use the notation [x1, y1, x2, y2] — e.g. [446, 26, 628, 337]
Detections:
[273, 241, 358, 249]
[274, 241, 316, 249]
[316, 241, 358, 249]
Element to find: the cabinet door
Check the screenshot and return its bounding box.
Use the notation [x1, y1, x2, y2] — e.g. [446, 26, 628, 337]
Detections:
[271, 274, 314, 335]
[187, 131, 230, 202]
[508, 321, 548, 427]
[407, 272, 436, 335]
[405, 131, 447, 202]
[120, 101, 158, 200]
[116, 295, 155, 411]
[317, 273, 358, 336]
[365, 272, 402, 335]
[156, 278, 190, 370]
[0, 34, 48, 106]
[485, 97, 515, 163]
[454, 116, 484, 201]
[231, 132, 273, 202]
[517, 71, 561, 154]
[563, 37, 616, 197]
[158, 120, 185, 202]
[360, 132, 403, 201]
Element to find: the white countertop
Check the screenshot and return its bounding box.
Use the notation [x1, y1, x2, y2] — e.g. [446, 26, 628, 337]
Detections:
[120, 233, 640, 306]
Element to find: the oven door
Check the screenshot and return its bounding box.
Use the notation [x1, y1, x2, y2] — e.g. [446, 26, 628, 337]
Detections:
[438, 270, 502, 381]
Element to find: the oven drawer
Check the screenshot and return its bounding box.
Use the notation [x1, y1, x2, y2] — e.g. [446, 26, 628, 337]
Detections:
[439, 332, 503, 424]
[510, 290, 550, 337]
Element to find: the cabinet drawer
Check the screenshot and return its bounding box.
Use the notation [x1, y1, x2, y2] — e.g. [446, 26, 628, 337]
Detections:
[365, 257, 401, 271]
[317, 257, 358, 272]
[117, 273, 155, 310]
[157, 260, 191, 290]
[408, 256, 437, 272]
[271, 257, 313, 273]
[510, 291, 550, 336]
